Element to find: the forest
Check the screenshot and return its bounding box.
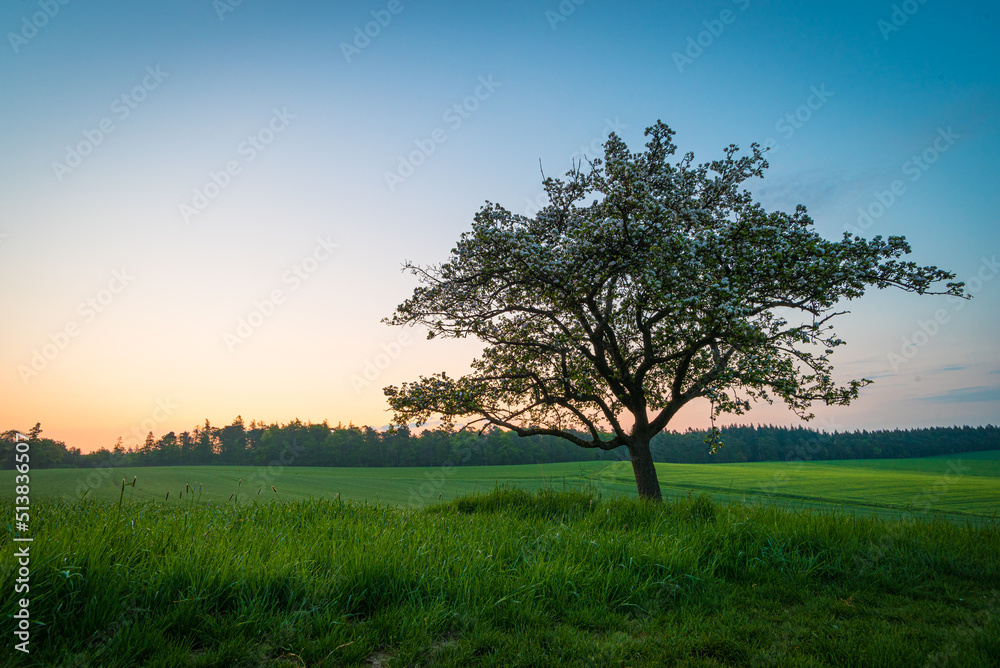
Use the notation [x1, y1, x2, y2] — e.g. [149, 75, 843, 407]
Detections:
[2, 419, 996, 471]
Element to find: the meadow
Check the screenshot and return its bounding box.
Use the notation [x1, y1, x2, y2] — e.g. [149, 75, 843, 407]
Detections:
[2, 453, 999, 666]
[8, 450, 999, 522]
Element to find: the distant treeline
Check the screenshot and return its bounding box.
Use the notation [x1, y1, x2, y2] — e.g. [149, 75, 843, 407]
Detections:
[1, 419, 997, 471]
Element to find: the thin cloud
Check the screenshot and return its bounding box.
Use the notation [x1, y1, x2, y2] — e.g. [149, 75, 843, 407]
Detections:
[753, 169, 861, 212]
[920, 385, 1000, 404]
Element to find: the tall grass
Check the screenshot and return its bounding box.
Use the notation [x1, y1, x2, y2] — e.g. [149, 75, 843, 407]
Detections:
[2, 487, 998, 666]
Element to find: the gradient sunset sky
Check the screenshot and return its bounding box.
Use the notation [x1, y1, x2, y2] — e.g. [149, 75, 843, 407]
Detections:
[2, 0, 998, 453]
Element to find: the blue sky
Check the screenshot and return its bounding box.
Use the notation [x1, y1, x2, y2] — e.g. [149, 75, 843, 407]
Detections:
[2, 0, 998, 451]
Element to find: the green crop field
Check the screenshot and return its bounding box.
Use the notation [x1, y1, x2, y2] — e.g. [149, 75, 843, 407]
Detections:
[6, 450, 998, 522]
[590, 452, 1000, 521]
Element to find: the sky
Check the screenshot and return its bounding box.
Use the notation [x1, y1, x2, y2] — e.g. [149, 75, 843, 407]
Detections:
[2, 0, 998, 453]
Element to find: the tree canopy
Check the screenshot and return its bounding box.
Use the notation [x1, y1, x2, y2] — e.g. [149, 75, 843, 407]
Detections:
[383, 121, 967, 500]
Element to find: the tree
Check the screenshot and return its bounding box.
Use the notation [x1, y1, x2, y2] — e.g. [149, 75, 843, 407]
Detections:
[140, 431, 156, 462]
[219, 416, 247, 465]
[194, 421, 217, 464]
[156, 431, 179, 465]
[384, 122, 967, 499]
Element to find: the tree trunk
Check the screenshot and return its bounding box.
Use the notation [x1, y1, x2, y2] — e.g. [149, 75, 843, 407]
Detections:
[629, 439, 663, 501]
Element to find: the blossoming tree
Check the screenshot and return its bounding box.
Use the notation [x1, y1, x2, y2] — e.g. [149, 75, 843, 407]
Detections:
[383, 122, 967, 500]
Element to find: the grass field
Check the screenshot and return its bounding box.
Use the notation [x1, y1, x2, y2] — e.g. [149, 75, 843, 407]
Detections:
[3, 454, 1000, 665]
[7, 450, 999, 523]
[2, 486, 998, 666]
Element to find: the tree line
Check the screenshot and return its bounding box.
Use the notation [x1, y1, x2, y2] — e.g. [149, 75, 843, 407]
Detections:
[1, 419, 997, 471]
